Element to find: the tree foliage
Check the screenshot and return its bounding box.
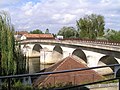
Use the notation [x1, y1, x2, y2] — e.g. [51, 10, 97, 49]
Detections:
[77, 14, 105, 39]
[45, 28, 50, 34]
[0, 11, 25, 75]
[57, 26, 78, 38]
[0, 11, 15, 75]
[104, 29, 120, 41]
[15, 49, 26, 74]
[30, 29, 43, 34]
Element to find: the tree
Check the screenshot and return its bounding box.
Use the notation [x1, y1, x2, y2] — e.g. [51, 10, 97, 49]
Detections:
[77, 14, 105, 39]
[15, 48, 26, 74]
[57, 26, 77, 38]
[30, 29, 43, 34]
[45, 28, 50, 34]
[0, 11, 15, 75]
[0, 11, 25, 75]
[104, 29, 120, 41]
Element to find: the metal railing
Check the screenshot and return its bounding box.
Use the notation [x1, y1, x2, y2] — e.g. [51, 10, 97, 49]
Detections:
[55, 78, 119, 90]
[39, 73, 96, 87]
[0, 64, 120, 90]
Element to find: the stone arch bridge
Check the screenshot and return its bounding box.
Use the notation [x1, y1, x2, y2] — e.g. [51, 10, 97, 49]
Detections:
[19, 39, 120, 75]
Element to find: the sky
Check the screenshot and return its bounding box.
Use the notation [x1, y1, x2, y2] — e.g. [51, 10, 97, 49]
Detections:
[0, 0, 120, 34]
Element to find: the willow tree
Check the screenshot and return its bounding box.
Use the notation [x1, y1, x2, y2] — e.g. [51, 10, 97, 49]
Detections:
[77, 14, 105, 39]
[0, 11, 16, 75]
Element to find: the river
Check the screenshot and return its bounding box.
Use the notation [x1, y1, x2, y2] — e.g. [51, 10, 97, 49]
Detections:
[26, 57, 52, 73]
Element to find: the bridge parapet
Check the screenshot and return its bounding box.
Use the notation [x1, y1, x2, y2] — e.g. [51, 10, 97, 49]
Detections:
[19, 39, 120, 52]
[61, 39, 120, 46]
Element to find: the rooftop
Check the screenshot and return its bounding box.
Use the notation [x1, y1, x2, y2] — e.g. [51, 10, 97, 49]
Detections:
[15, 31, 28, 35]
[33, 56, 104, 87]
[23, 34, 54, 39]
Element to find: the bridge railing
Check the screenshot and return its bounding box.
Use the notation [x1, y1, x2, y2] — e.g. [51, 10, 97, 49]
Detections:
[61, 38, 120, 46]
[19, 38, 120, 46]
[0, 64, 120, 90]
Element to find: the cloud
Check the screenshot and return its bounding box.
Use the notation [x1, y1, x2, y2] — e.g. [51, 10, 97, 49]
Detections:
[1, 0, 120, 33]
[0, 0, 20, 6]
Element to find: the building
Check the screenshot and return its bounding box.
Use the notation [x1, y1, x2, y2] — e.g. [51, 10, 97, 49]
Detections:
[20, 34, 54, 40]
[15, 31, 29, 35]
[14, 31, 29, 41]
[33, 56, 104, 88]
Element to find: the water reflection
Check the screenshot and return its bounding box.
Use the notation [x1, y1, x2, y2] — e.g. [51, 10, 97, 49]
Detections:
[26, 57, 52, 73]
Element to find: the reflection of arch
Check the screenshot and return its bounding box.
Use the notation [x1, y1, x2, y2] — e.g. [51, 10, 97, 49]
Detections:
[98, 55, 119, 71]
[72, 48, 87, 63]
[53, 45, 63, 54]
[33, 44, 42, 52]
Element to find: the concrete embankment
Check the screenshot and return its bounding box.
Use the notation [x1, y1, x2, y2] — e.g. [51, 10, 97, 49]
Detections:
[88, 83, 118, 90]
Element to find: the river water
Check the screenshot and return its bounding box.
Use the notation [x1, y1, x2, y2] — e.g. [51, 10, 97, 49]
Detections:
[26, 57, 52, 73]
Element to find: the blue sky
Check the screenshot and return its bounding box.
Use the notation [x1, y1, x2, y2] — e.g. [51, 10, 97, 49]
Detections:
[0, 0, 120, 33]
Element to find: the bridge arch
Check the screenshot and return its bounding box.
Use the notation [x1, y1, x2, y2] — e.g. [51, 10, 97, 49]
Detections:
[51, 45, 63, 63]
[98, 55, 119, 71]
[53, 44, 63, 54]
[96, 55, 119, 75]
[72, 48, 87, 63]
[32, 44, 43, 52]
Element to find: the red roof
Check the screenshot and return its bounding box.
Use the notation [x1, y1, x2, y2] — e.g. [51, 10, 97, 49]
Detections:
[33, 56, 104, 87]
[24, 34, 54, 39]
[15, 31, 28, 35]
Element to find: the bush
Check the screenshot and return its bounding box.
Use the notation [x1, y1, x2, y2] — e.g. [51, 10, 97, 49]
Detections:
[13, 80, 33, 90]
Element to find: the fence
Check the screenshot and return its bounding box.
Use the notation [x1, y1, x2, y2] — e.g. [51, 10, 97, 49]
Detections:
[0, 64, 120, 90]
